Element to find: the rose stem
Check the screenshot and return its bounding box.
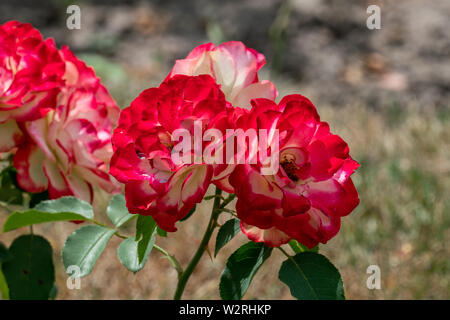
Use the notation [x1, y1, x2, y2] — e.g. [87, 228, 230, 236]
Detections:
[173, 187, 223, 300]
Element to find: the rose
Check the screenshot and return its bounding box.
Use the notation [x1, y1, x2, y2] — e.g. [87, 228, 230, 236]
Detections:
[168, 41, 277, 110]
[13, 46, 120, 204]
[0, 21, 65, 122]
[0, 21, 120, 204]
[228, 95, 360, 248]
[166, 41, 278, 192]
[0, 21, 65, 152]
[110, 74, 247, 231]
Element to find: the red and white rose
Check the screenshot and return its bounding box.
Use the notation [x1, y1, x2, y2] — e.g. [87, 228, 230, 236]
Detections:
[168, 41, 277, 110]
[12, 45, 120, 203]
[228, 95, 360, 248]
[0, 21, 65, 152]
[110, 74, 243, 231]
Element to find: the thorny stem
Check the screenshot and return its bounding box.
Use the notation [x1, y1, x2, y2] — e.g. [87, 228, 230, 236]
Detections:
[173, 187, 223, 300]
[203, 194, 226, 201]
[219, 193, 236, 209]
[217, 208, 236, 214]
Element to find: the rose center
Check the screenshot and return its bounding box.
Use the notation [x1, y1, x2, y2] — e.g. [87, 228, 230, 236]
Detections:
[280, 153, 299, 181]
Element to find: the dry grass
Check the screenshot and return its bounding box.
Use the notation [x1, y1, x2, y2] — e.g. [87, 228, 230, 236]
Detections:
[1, 101, 448, 300]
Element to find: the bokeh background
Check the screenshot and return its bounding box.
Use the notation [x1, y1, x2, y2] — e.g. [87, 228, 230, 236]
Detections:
[0, 0, 449, 299]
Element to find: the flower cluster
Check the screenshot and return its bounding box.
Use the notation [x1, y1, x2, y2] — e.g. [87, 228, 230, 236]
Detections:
[0, 21, 120, 204]
[110, 41, 359, 248]
[0, 19, 359, 248]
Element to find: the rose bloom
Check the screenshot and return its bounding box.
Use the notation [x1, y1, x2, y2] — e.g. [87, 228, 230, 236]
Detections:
[166, 41, 278, 193]
[110, 74, 246, 231]
[13, 46, 120, 203]
[228, 95, 360, 248]
[0, 21, 65, 152]
[168, 41, 277, 110]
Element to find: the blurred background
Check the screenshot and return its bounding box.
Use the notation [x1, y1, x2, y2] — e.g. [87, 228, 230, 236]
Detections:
[0, 0, 449, 299]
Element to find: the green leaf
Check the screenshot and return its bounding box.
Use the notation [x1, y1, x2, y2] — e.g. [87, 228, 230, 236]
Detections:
[215, 218, 241, 257]
[107, 194, 134, 228]
[289, 240, 319, 254]
[180, 204, 196, 222]
[219, 242, 272, 300]
[278, 252, 345, 300]
[0, 166, 23, 205]
[0, 243, 9, 299]
[48, 284, 58, 300]
[135, 215, 157, 264]
[0, 265, 9, 299]
[0, 242, 10, 263]
[1, 235, 55, 299]
[117, 234, 156, 273]
[34, 196, 93, 216]
[3, 196, 94, 232]
[157, 227, 167, 237]
[62, 225, 115, 278]
[29, 191, 49, 209]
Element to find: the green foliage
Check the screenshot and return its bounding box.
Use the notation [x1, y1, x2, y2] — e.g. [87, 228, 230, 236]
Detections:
[289, 240, 319, 254]
[28, 191, 49, 209]
[0, 242, 10, 299]
[107, 194, 134, 228]
[0, 242, 10, 263]
[0, 166, 23, 205]
[48, 284, 58, 300]
[215, 218, 241, 257]
[0, 266, 8, 299]
[117, 235, 156, 273]
[3, 197, 93, 232]
[220, 242, 272, 300]
[1, 235, 55, 300]
[35, 196, 93, 216]
[157, 227, 167, 237]
[62, 225, 115, 278]
[117, 213, 158, 273]
[278, 252, 345, 300]
[135, 215, 157, 264]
